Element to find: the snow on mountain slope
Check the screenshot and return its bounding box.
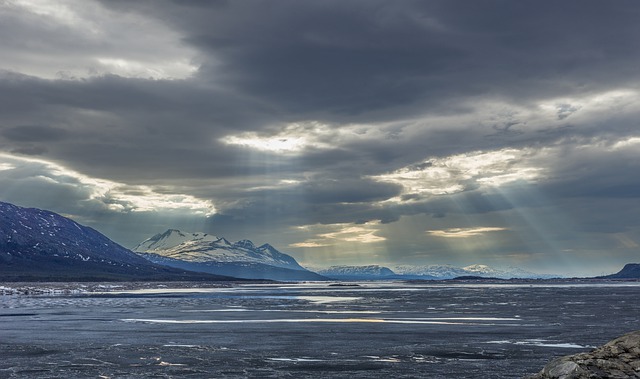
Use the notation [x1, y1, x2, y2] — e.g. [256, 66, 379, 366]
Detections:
[463, 264, 504, 276]
[316, 265, 396, 277]
[393, 264, 554, 279]
[393, 264, 468, 279]
[133, 229, 305, 271]
[0, 201, 230, 281]
[134, 229, 224, 252]
[462, 264, 557, 279]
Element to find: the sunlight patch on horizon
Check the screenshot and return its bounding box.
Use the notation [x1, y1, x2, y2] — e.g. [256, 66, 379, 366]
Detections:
[290, 222, 386, 248]
[291, 241, 331, 248]
[0, 153, 215, 215]
[427, 227, 508, 238]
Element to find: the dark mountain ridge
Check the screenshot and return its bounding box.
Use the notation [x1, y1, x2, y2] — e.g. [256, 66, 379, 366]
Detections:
[0, 201, 233, 281]
[599, 263, 640, 279]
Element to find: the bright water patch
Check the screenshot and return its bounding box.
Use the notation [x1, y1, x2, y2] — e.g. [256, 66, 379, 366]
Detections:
[485, 339, 592, 349]
[267, 358, 327, 362]
[121, 317, 528, 326]
[182, 309, 384, 314]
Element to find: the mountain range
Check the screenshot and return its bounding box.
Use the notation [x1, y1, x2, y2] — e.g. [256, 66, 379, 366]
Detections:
[317, 264, 558, 280]
[0, 201, 231, 281]
[0, 200, 638, 282]
[133, 229, 325, 281]
[315, 265, 398, 280]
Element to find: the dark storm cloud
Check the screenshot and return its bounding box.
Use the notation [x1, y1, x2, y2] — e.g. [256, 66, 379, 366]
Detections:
[0, 159, 99, 214]
[205, 194, 402, 231]
[0, 72, 289, 181]
[5, 0, 640, 180]
[535, 138, 640, 216]
[1, 125, 69, 142]
[103, 0, 640, 119]
[0, 72, 256, 126]
[9, 145, 48, 156]
[300, 178, 402, 205]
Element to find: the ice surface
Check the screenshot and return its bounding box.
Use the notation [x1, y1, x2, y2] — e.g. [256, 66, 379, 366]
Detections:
[485, 340, 591, 349]
[1, 281, 639, 378]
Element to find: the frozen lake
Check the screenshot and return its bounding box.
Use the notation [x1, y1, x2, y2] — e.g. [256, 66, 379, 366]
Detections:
[1, 281, 639, 378]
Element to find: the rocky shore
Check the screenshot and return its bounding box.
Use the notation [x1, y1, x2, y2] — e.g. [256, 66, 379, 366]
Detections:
[527, 330, 640, 378]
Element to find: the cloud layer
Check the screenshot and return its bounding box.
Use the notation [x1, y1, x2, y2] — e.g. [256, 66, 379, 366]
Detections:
[1, 0, 639, 276]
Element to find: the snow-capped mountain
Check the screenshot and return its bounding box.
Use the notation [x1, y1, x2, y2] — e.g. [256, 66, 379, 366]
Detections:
[0, 201, 229, 281]
[134, 229, 304, 270]
[316, 265, 396, 279]
[134, 229, 325, 281]
[462, 264, 558, 279]
[394, 264, 555, 279]
[393, 264, 468, 279]
[308, 263, 553, 281]
[134, 229, 222, 252]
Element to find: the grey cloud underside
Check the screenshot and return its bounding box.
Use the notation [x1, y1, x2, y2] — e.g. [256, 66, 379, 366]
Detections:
[109, 0, 640, 117]
[1, 71, 634, 187]
[1, 125, 69, 142]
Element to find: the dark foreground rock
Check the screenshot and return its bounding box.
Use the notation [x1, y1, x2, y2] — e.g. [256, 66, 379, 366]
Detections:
[527, 330, 640, 378]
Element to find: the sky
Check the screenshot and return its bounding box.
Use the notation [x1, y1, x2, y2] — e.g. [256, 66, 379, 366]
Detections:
[1, 0, 639, 276]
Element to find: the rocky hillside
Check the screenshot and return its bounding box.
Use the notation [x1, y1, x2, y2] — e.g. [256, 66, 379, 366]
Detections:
[526, 330, 640, 379]
[0, 201, 232, 281]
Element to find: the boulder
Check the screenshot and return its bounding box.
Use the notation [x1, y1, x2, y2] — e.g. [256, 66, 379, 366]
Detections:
[527, 330, 640, 378]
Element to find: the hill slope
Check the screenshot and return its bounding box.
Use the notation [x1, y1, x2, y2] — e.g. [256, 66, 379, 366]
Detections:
[0, 201, 232, 281]
[601, 263, 640, 279]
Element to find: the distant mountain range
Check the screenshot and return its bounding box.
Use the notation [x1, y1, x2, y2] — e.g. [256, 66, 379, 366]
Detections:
[0, 201, 231, 281]
[397, 263, 559, 279]
[133, 229, 326, 281]
[1, 200, 638, 282]
[317, 264, 558, 280]
[315, 265, 398, 280]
